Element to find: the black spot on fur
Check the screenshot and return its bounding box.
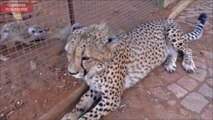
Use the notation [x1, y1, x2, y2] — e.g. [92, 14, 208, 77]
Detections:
[104, 77, 107, 81]
[104, 96, 109, 99]
[172, 39, 176, 42]
[167, 29, 170, 31]
[99, 103, 103, 107]
[106, 102, 110, 105]
[93, 96, 97, 101]
[103, 109, 110, 112]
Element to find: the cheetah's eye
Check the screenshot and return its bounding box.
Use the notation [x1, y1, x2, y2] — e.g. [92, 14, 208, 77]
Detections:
[32, 30, 35, 33]
[82, 56, 90, 61]
[107, 37, 114, 43]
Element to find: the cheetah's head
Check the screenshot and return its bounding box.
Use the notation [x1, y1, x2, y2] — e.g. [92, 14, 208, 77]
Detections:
[64, 23, 118, 79]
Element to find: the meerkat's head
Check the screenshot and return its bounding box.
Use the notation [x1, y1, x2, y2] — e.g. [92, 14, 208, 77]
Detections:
[27, 25, 47, 37]
[0, 26, 11, 43]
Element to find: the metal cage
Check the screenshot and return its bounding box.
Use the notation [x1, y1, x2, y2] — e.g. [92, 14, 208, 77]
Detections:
[0, 0, 170, 119]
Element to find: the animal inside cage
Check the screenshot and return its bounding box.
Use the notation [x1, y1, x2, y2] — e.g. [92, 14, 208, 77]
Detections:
[0, 0, 173, 119]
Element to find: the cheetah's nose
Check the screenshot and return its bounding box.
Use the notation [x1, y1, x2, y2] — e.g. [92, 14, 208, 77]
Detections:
[68, 72, 79, 75]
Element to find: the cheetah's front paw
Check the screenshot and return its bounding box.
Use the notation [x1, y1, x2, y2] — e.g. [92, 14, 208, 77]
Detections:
[164, 63, 176, 73]
[164, 58, 177, 73]
[61, 112, 78, 120]
[182, 60, 196, 73]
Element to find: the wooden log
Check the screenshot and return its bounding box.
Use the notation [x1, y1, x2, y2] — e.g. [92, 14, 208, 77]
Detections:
[164, 0, 177, 8]
[39, 82, 88, 120]
[169, 0, 194, 19]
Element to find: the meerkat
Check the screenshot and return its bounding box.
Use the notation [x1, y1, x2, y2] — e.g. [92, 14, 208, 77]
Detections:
[0, 21, 47, 61]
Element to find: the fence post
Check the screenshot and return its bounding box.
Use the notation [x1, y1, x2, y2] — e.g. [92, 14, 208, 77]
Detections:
[67, 0, 75, 24]
[157, 0, 164, 10]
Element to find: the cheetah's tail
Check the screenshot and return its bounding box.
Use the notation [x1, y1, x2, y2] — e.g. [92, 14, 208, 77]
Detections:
[184, 13, 207, 41]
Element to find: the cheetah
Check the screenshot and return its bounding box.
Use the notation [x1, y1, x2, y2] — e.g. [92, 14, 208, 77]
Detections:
[0, 21, 47, 61]
[62, 13, 207, 120]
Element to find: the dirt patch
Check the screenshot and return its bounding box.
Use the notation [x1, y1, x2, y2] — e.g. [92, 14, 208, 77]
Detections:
[0, 1, 72, 119]
[0, 39, 83, 120]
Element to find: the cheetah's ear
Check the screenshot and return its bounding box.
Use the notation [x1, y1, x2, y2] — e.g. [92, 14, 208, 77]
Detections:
[53, 23, 84, 40]
[106, 36, 117, 44]
[71, 23, 84, 32]
[105, 35, 119, 51]
[98, 23, 107, 30]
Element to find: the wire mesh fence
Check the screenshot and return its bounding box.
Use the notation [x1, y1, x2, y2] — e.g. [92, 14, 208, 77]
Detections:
[0, 0, 170, 119]
[73, 0, 159, 30]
